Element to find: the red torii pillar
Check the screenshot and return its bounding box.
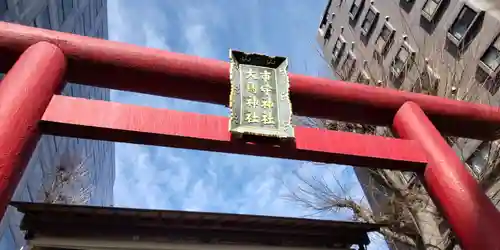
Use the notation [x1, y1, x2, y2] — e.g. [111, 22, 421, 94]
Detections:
[0, 22, 499, 249]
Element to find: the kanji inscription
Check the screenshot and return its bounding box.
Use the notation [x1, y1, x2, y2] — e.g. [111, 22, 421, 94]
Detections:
[229, 50, 294, 139]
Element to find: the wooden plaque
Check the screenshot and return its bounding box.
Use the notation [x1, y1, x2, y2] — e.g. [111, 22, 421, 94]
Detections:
[229, 50, 294, 139]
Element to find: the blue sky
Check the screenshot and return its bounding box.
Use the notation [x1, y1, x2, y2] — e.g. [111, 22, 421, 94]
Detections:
[107, 1, 386, 249]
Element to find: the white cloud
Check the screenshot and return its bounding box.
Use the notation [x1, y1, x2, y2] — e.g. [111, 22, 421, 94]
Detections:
[179, 5, 218, 58]
[108, 1, 387, 249]
[108, 0, 172, 50]
[107, 0, 126, 42]
[143, 22, 171, 50]
[184, 23, 214, 58]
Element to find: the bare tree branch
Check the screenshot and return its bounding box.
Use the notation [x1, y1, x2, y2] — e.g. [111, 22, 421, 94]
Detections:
[290, 7, 500, 249]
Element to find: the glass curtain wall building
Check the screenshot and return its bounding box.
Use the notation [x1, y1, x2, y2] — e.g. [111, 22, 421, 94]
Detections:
[0, 1, 114, 249]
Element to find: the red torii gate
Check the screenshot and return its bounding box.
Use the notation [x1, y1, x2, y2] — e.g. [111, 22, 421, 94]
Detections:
[0, 22, 499, 249]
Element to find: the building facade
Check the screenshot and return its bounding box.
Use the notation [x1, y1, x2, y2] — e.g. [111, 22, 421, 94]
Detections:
[0, 0, 113, 249]
[317, 0, 500, 248]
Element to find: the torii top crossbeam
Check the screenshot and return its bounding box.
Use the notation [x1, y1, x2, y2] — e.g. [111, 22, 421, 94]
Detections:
[0, 23, 499, 140]
[0, 22, 499, 250]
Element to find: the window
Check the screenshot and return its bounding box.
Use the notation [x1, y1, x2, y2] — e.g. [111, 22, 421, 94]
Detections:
[341, 51, 356, 79]
[414, 66, 439, 95]
[320, 0, 333, 28]
[17, 0, 26, 11]
[422, 0, 443, 21]
[438, 219, 451, 237]
[479, 36, 500, 75]
[320, 13, 334, 39]
[402, 172, 416, 184]
[375, 22, 395, 55]
[34, 7, 51, 29]
[62, 0, 73, 22]
[361, 6, 379, 37]
[323, 23, 333, 44]
[74, 16, 84, 35]
[357, 71, 371, 85]
[349, 0, 364, 21]
[391, 42, 415, 78]
[94, 26, 100, 38]
[467, 142, 493, 177]
[56, 0, 63, 25]
[0, 0, 7, 16]
[447, 4, 482, 46]
[96, 22, 105, 38]
[83, 6, 92, 35]
[331, 36, 346, 66]
[93, 0, 99, 17]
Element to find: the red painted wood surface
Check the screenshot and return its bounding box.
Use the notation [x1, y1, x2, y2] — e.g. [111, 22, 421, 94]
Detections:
[0, 42, 66, 217]
[41, 95, 427, 170]
[0, 22, 499, 140]
[393, 102, 500, 250]
[0, 23, 497, 250]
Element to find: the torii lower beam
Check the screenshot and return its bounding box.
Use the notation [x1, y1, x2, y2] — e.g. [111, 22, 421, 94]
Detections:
[40, 95, 426, 170]
[0, 22, 499, 140]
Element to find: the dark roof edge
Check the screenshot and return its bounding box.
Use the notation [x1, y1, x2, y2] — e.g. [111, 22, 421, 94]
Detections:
[11, 201, 387, 231]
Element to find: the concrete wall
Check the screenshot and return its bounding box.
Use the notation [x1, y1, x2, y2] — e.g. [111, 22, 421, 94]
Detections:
[0, 0, 113, 249]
